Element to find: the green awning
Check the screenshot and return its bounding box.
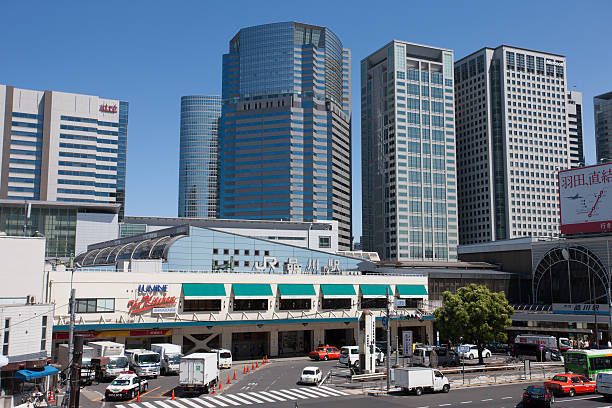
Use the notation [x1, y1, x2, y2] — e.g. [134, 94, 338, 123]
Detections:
[360, 284, 393, 298]
[277, 284, 316, 299]
[320, 284, 356, 299]
[232, 284, 273, 298]
[182, 283, 226, 299]
[396, 284, 428, 298]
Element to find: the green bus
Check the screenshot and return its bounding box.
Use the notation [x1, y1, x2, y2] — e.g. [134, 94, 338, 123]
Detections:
[565, 349, 612, 379]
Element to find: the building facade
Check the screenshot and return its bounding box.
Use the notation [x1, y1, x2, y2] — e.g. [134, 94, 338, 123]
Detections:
[219, 22, 352, 250]
[454, 46, 570, 245]
[0, 85, 128, 219]
[361, 41, 458, 262]
[178, 95, 221, 218]
[594, 91, 612, 163]
[567, 91, 585, 168]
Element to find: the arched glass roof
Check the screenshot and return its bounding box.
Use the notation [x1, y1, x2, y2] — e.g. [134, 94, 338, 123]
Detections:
[74, 226, 189, 267]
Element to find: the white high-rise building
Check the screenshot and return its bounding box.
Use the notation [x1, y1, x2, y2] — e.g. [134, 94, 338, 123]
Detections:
[454, 46, 570, 245]
[361, 41, 458, 261]
[567, 90, 585, 168]
[0, 85, 128, 218]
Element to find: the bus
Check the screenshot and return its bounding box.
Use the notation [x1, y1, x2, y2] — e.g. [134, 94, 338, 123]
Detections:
[565, 349, 612, 379]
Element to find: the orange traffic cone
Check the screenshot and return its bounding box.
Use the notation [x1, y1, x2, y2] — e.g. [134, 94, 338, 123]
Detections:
[48, 390, 55, 404]
[212, 384, 216, 395]
[219, 380, 222, 391]
[251, 362, 255, 370]
[227, 375, 231, 385]
[171, 390, 176, 400]
[243, 364, 246, 374]
[247, 364, 250, 373]
[136, 391, 141, 402]
[233, 370, 237, 380]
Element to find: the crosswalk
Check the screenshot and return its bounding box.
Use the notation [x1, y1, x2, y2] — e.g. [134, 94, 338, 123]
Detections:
[115, 386, 349, 408]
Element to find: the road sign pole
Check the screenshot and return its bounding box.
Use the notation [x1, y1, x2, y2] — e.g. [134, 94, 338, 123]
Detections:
[386, 287, 391, 391]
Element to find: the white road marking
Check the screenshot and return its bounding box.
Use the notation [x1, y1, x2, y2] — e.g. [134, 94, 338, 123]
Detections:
[222, 394, 252, 405]
[115, 405, 127, 408]
[439, 404, 451, 407]
[460, 402, 472, 404]
[153, 402, 175, 408]
[210, 395, 240, 406]
[128, 404, 142, 408]
[297, 387, 332, 397]
[260, 391, 286, 401]
[247, 392, 275, 402]
[279, 389, 307, 399]
[501, 396, 513, 399]
[320, 386, 349, 395]
[201, 397, 228, 407]
[166, 400, 190, 408]
[184, 398, 216, 408]
[140, 403, 157, 408]
[311, 387, 343, 396]
[290, 388, 320, 398]
[481, 399, 493, 402]
[236, 393, 264, 403]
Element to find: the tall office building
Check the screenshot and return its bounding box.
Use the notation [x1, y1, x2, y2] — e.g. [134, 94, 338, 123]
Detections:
[0, 85, 128, 218]
[361, 41, 458, 261]
[594, 91, 612, 163]
[178, 95, 221, 218]
[220, 22, 352, 250]
[454, 46, 569, 245]
[567, 91, 585, 168]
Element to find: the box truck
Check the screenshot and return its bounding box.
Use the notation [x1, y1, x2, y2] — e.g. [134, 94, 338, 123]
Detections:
[151, 344, 183, 375]
[210, 348, 232, 369]
[88, 341, 128, 380]
[393, 367, 450, 396]
[57, 343, 96, 385]
[179, 353, 219, 395]
[125, 349, 161, 378]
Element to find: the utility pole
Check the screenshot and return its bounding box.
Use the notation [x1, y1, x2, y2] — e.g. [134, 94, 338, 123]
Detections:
[386, 287, 391, 391]
[62, 289, 76, 408]
[69, 335, 83, 408]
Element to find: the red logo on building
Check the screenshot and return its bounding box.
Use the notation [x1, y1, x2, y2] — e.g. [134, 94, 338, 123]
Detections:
[99, 104, 118, 113]
[127, 295, 177, 315]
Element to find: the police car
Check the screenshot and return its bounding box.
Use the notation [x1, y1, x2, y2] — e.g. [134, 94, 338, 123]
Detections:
[105, 371, 148, 400]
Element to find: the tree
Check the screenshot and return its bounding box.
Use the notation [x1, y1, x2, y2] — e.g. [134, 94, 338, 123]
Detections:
[434, 284, 514, 365]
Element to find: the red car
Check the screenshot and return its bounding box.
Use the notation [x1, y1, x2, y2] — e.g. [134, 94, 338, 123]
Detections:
[309, 346, 340, 361]
[544, 373, 596, 397]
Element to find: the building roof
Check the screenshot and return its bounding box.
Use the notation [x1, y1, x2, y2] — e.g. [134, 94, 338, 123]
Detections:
[455, 45, 565, 64]
[0, 199, 119, 214]
[122, 216, 335, 231]
[373, 259, 498, 269]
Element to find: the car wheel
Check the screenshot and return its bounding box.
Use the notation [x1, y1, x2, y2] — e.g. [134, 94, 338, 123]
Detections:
[485, 352, 491, 358]
[415, 387, 423, 396]
[376, 359, 381, 366]
[324, 355, 328, 361]
[353, 360, 360, 369]
[442, 384, 450, 393]
[144, 383, 148, 392]
[468, 354, 473, 360]
[568, 388, 575, 397]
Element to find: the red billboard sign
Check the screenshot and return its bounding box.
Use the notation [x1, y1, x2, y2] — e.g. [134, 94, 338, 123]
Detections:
[127, 294, 177, 315]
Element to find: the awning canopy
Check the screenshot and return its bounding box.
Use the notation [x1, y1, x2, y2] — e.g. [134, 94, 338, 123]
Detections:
[277, 284, 316, 299]
[360, 284, 392, 298]
[320, 284, 356, 299]
[15, 366, 59, 381]
[232, 284, 273, 299]
[182, 283, 226, 299]
[396, 284, 428, 298]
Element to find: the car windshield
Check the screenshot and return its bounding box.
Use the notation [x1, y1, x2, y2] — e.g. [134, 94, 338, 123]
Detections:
[527, 387, 547, 395]
[551, 375, 567, 382]
[108, 356, 129, 369]
[138, 354, 160, 364]
[111, 379, 130, 386]
[303, 370, 315, 375]
[341, 349, 349, 355]
[316, 348, 326, 351]
[220, 352, 231, 359]
[168, 354, 183, 364]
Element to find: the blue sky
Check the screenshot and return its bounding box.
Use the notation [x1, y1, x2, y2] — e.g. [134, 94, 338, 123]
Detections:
[2, 1, 610, 241]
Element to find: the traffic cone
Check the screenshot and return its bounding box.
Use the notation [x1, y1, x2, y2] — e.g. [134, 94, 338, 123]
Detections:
[227, 375, 231, 385]
[233, 370, 237, 381]
[219, 380, 223, 391]
[171, 390, 175, 400]
[243, 364, 246, 374]
[136, 391, 141, 402]
[247, 364, 250, 373]
[256, 361, 259, 368]
[48, 389, 55, 404]
[212, 384, 216, 395]
[251, 362, 255, 370]
[262, 357, 265, 365]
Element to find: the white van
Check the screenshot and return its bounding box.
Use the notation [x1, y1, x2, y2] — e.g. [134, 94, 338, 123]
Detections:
[597, 372, 612, 402]
[211, 348, 232, 369]
[339, 346, 384, 368]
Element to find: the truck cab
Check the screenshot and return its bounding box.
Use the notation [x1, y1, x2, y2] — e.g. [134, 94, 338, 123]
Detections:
[151, 344, 183, 375]
[125, 349, 161, 378]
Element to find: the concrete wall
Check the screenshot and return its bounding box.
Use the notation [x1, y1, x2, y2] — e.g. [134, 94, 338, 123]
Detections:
[75, 211, 119, 256]
[0, 236, 46, 300]
[0, 303, 54, 361]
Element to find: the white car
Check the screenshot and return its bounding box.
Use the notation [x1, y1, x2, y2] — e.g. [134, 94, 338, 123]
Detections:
[459, 344, 491, 359]
[105, 372, 148, 400]
[300, 366, 322, 385]
[340, 346, 385, 368]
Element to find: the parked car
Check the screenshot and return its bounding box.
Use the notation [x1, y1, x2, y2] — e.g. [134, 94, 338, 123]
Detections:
[522, 385, 554, 407]
[545, 373, 595, 397]
[485, 342, 511, 354]
[413, 347, 460, 367]
[300, 366, 322, 385]
[459, 345, 491, 359]
[309, 345, 340, 361]
[339, 345, 384, 368]
[513, 343, 561, 362]
[376, 342, 394, 354]
[105, 372, 148, 400]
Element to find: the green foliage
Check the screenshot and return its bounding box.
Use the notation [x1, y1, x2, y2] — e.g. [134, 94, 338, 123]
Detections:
[434, 284, 514, 346]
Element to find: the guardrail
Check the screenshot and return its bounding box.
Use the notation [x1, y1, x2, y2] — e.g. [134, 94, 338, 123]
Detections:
[350, 372, 387, 382]
[438, 361, 563, 374]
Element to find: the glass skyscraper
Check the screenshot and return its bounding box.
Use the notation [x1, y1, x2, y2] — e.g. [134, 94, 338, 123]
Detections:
[220, 22, 352, 250]
[178, 95, 221, 218]
[361, 41, 458, 261]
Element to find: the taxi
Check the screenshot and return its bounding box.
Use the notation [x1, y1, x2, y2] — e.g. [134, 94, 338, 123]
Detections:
[308, 345, 341, 361]
[544, 373, 596, 397]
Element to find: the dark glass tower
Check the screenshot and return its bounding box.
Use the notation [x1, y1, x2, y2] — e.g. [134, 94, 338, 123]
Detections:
[220, 22, 352, 250]
[178, 95, 222, 218]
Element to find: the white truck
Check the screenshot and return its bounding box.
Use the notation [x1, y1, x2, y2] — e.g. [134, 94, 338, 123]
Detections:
[57, 343, 96, 385]
[597, 372, 612, 402]
[211, 348, 232, 369]
[393, 367, 450, 396]
[88, 341, 128, 380]
[179, 353, 219, 395]
[514, 334, 571, 350]
[151, 343, 183, 375]
[125, 349, 161, 378]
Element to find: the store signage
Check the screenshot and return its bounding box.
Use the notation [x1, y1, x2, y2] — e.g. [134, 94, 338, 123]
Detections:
[152, 307, 176, 314]
[552, 303, 610, 315]
[138, 284, 168, 295]
[128, 294, 177, 315]
[403, 331, 413, 356]
[52, 329, 172, 340]
[99, 103, 118, 113]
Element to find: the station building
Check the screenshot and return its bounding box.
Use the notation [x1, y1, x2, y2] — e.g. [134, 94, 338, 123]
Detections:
[47, 225, 432, 359]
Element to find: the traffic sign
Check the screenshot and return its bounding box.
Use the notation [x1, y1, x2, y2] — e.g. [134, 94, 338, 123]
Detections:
[539, 345, 544, 350]
[457, 346, 470, 354]
[394, 299, 406, 307]
[382, 316, 388, 327]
